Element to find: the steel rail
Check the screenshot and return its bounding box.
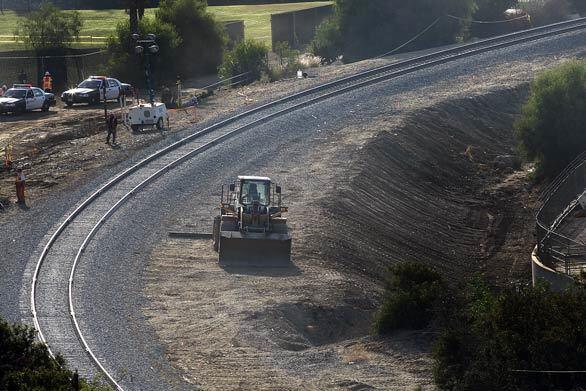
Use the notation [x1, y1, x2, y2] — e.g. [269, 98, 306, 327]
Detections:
[31, 20, 586, 390]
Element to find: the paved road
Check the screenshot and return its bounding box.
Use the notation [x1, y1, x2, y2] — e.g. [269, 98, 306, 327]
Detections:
[0, 30, 584, 389]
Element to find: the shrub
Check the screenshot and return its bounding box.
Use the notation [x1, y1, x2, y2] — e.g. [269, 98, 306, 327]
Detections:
[156, 0, 226, 78]
[107, 17, 181, 88]
[521, 0, 571, 26]
[433, 281, 586, 390]
[310, 16, 342, 64]
[219, 39, 268, 83]
[373, 262, 443, 334]
[515, 60, 586, 178]
[0, 317, 111, 390]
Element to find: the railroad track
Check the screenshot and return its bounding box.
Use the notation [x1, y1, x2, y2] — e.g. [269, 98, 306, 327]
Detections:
[30, 18, 586, 390]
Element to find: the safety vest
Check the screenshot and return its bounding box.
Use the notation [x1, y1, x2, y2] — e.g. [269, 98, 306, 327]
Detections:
[43, 76, 52, 90]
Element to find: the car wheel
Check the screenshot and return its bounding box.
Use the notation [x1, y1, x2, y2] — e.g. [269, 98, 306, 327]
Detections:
[131, 125, 140, 132]
[156, 118, 164, 130]
[41, 102, 49, 112]
[65, 101, 73, 107]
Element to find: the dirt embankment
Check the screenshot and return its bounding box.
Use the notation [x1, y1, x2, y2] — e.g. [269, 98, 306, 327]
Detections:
[313, 86, 539, 286]
[143, 86, 541, 390]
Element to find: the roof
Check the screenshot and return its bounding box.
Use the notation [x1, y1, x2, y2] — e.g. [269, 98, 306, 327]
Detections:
[238, 176, 271, 182]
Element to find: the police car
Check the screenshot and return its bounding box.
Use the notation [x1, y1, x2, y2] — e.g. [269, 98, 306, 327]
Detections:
[0, 84, 56, 115]
[61, 76, 133, 107]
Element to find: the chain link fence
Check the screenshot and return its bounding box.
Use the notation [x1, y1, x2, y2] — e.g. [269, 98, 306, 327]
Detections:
[536, 152, 586, 275]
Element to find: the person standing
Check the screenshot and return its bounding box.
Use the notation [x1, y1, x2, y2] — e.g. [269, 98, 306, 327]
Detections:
[15, 168, 26, 204]
[106, 113, 118, 145]
[42, 71, 53, 93]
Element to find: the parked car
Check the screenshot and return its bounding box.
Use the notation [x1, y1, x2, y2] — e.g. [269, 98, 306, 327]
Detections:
[0, 84, 56, 115]
[61, 76, 132, 107]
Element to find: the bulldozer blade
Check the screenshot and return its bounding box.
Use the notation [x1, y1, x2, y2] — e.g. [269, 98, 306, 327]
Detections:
[219, 231, 291, 266]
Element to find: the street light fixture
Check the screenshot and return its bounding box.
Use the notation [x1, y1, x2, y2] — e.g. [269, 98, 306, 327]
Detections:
[132, 33, 160, 105]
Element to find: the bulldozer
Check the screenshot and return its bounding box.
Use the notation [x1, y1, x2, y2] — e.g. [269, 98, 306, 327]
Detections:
[212, 176, 292, 265]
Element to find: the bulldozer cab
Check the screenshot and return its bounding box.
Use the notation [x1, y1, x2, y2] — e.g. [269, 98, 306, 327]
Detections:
[239, 178, 270, 206]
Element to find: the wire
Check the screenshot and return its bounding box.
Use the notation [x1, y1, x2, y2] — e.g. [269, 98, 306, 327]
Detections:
[447, 13, 530, 24]
[0, 49, 107, 60]
[375, 17, 442, 59]
[373, 11, 532, 59]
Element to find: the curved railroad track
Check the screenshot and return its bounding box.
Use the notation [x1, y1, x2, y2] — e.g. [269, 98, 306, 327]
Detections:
[31, 18, 586, 390]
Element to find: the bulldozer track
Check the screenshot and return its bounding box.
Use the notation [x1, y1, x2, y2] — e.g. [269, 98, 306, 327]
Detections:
[30, 19, 586, 390]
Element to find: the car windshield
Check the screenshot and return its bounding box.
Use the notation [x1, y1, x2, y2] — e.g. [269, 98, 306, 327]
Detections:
[78, 80, 101, 89]
[240, 180, 270, 206]
[4, 89, 26, 99]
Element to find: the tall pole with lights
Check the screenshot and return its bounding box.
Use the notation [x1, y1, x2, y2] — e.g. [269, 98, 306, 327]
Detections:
[132, 33, 159, 106]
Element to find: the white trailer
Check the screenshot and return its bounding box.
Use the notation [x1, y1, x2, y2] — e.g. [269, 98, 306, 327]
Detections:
[126, 102, 169, 132]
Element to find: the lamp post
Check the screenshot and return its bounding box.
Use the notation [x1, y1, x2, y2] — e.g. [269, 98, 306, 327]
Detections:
[132, 33, 159, 106]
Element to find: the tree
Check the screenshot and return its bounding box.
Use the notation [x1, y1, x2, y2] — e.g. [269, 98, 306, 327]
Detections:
[515, 60, 586, 178]
[15, 1, 82, 51]
[125, 0, 147, 34]
[310, 0, 477, 63]
[156, 0, 226, 77]
[107, 17, 180, 87]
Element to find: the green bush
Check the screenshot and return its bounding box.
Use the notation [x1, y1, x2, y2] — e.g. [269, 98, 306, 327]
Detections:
[515, 60, 586, 178]
[433, 281, 586, 390]
[156, 0, 226, 78]
[373, 262, 443, 334]
[271, 41, 302, 79]
[310, 0, 476, 63]
[107, 17, 181, 88]
[219, 39, 268, 83]
[0, 317, 111, 390]
[310, 16, 342, 64]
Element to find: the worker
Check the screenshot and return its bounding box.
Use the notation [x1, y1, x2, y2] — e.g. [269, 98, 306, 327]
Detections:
[161, 85, 172, 107]
[42, 71, 53, 93]
[15, 167, 26, 204]
[106, 113, 118, 145]
[0, 84, 6, 96]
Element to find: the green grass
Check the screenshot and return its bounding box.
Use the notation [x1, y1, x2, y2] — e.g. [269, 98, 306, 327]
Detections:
[0, 2, 332, 51]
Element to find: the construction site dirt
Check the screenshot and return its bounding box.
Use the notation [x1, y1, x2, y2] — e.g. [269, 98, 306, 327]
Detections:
[1, 44, 584, 389]
[141, 53, 586, 388]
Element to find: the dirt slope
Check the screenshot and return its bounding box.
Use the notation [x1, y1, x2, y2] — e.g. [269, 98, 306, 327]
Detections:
[316, 87, 537, 286]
